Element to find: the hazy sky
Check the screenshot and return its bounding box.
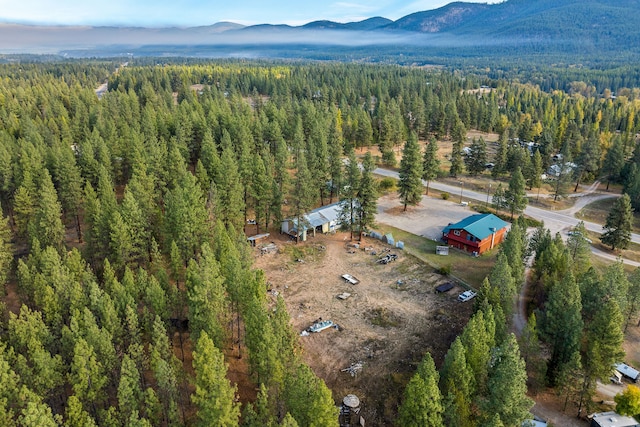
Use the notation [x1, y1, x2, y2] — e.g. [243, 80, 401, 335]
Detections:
[0, 0, 492, 27]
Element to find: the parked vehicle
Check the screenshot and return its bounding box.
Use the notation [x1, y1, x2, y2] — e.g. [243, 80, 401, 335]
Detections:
[457, 290, 477, 302]
[615, 362, 640, 382]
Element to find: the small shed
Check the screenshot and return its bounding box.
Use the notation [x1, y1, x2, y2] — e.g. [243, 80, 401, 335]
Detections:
[436, 246, 449, 255]
[247, 233, 270, 247]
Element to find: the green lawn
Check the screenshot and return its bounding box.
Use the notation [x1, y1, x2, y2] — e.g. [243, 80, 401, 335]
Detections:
[374, 224, 496, 289]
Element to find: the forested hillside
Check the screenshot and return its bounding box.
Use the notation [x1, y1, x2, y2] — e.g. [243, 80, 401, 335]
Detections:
[0, 59, 640, 425]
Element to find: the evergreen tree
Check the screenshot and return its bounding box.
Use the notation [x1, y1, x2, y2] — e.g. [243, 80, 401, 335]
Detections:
[464, 137, 487, 176]
[566, 222, 592, 273]
[504, 166, 527, 220]
[70, 337, 108, 410]
[500, 217, 526, 287]
[518, 313, 546, 393]
[290, 122, 315, 243]
[338, 150, 360, 240]
[439, 337, 474, 427]
[489, 253, 516, 320]
[327, 116, 344, 204]
[544, 272, 583, 385]
[357, 152, 377, 239]
[450, 139, 464, 178]
[398, 132, 424, 211]
[603, 137, 625, 190]
[551, 149, 573, 202]
[216, 147, 245, 231]
[460, 311, 494, 395]
[492, 133, 508, 178]
[530, 150, 543, 192]
[186, 243, 229, 346]
[118, 354, 143, 421]
[492, 183, 506, 215]
[0, 206, 12, 290]
[29, 170, 65, 252]
[601, 194, 633, 250]
[397, 353, 444, 427]
[625, 267, 640, 331]
[482, 334, 533, 427]
[191, 331, 240, 427]
[573, 136, 600, 192]
[283, 363, 337, 427]
[164, 172, 209, 261]
[422, 137, 440, 195]
[578, 298, 625, 417]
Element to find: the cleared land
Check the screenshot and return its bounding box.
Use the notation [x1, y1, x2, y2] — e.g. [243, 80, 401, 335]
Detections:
[253, 232, 471, 426]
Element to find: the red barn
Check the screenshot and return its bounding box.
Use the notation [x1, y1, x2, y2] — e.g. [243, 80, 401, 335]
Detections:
[442, 213, 509, 255]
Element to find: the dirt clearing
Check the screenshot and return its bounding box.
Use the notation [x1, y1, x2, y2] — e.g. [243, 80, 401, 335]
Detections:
[254, 232, 471, 426]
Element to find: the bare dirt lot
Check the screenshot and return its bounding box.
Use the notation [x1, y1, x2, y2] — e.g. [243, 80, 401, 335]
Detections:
[253, 232, 472, 426]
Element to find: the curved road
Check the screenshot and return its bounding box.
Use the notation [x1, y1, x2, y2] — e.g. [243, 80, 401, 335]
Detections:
[374, 167, 640, 267]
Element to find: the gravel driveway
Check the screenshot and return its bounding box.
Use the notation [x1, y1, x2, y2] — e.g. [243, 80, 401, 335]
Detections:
[376, 193, 479, 240]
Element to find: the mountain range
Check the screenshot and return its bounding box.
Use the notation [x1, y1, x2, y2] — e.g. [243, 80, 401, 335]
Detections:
[2, 0, 640, 61]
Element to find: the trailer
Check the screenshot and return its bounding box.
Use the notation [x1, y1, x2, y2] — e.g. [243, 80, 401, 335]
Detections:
[615, 363, 640, 382]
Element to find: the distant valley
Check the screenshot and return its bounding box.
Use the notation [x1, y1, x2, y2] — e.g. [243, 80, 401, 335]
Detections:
[2, 0, 640, 64]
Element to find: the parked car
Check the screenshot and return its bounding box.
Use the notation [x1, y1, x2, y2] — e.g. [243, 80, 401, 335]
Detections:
[458, 290, 477, 302]
[567, 230, 593, 244]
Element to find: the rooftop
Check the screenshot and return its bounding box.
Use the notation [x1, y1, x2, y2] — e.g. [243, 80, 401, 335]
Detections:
[443, 213, 509, 241]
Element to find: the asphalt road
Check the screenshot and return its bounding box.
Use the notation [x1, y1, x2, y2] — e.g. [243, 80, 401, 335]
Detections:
[374, 167, 640, 267]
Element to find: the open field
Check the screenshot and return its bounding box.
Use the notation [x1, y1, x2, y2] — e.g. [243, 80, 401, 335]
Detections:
[253, 232, 471, 426]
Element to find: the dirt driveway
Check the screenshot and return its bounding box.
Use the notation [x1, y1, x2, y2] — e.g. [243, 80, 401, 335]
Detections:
[254, 232, 471, 426]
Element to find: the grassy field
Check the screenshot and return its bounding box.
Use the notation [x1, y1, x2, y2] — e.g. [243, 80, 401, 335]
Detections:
[577, 197, 640, 232]
[374, 224, 496, 288]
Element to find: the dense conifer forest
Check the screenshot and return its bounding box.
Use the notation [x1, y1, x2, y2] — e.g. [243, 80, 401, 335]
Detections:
[1, 59, 640, 426]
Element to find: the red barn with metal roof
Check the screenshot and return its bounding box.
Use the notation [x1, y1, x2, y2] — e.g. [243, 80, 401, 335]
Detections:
[442, 213, 509, 255]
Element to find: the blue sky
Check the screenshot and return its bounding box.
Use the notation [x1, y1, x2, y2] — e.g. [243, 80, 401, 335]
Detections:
[0, 0, 492, 27]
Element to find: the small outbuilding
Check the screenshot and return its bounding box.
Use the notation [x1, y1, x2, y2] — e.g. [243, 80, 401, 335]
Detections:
[589, 411, 640, 427]
[442, 213, 509, 255]
[281, 202, 342, 241]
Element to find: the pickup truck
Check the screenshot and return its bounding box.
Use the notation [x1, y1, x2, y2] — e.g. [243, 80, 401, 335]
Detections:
[458, 290, 477, 302]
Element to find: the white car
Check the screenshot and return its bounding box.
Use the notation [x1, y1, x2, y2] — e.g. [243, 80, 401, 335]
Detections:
[567, 230, 593, 244]
[458, 290, 477, 302]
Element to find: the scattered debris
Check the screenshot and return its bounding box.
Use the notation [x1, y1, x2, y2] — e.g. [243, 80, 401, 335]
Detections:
[341, 361, 364, 377]
[308, 319, 334, 333]
[300, 330, 309, 337]
[260, 243, 278, 255]
[377, 253, 398, 264]
[296, 258, 305, 263]
[337, 292, 352, 300]
[342, 274, 360, 285]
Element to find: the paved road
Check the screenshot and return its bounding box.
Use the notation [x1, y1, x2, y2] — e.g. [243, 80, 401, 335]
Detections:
[374, 168, 640, 267]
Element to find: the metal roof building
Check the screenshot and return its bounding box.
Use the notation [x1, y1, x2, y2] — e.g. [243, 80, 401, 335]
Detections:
[281, 202, 342, 241]
[590, 412, 640, 427]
